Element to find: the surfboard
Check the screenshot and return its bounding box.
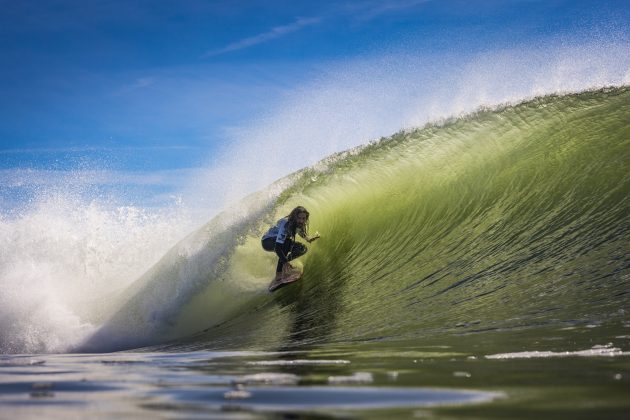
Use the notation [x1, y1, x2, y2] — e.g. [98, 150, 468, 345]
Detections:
[268, 271, 302, 292]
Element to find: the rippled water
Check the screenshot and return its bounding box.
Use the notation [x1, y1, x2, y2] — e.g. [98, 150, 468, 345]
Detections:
[2, 323, 629, 419]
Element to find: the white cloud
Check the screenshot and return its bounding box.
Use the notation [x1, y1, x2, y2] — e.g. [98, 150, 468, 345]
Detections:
[0, 167, 202, 188]
[348, 0, 431, 21]
[200, 2, 432, 58]
[112, 76, 158, 96]
[202, 17, 321, 57]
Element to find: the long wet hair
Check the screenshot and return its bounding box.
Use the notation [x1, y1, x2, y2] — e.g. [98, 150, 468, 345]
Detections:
[286, 206, 309, 237]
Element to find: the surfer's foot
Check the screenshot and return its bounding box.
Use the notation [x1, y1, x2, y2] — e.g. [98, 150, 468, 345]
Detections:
[282, 263, 296, 276]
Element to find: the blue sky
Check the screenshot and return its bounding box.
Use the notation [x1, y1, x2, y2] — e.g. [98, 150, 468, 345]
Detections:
[1, 0, 629, 211]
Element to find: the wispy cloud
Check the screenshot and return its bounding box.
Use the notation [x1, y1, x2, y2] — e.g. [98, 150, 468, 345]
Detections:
[201, 2, 431, 58]
[202, 17, 321, 57]
[112, 76, 158, 96]
[351, 0, 431, 21]
[331, 0, 431, 22]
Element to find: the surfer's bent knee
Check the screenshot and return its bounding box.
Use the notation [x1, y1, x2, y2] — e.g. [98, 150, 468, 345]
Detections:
[261, 237, 275, 252]
[294, 243, 307, 256]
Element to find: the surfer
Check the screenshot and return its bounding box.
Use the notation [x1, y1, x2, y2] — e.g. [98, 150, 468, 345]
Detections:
[262, 206, 320, 282]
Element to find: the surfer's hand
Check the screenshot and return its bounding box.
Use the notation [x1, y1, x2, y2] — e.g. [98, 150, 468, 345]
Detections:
[308, 233, 320, 243]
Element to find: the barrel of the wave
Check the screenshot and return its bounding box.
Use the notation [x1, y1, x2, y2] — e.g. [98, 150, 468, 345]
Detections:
[254, 87, 630, 346]
[74, 87, 630, 353]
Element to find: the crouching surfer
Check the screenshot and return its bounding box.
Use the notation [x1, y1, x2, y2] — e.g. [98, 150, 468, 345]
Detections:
[262, 206, 320, 292]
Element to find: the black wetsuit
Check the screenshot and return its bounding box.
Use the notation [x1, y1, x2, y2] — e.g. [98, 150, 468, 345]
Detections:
[261, 218, 307, 273]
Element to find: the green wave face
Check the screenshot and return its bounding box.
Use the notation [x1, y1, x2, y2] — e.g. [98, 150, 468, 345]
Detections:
[188, 87, 629, 350]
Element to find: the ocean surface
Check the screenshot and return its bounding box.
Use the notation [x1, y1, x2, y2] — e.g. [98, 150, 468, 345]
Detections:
[1, 87, 629, 418]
